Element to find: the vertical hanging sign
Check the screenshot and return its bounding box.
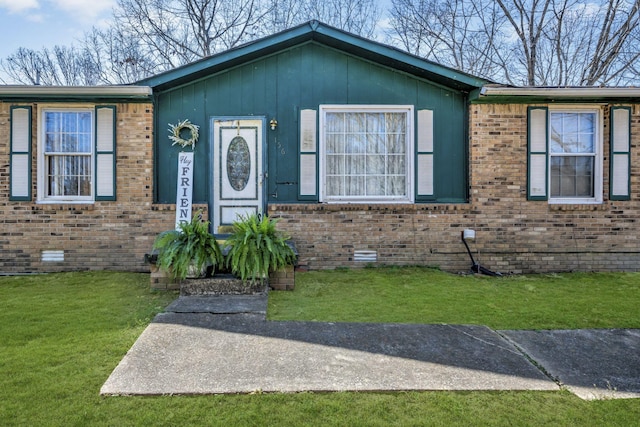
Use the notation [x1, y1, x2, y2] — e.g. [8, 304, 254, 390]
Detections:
[175, 152, 194, 229]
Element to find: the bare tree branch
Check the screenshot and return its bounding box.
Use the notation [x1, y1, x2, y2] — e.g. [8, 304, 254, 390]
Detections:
[387, 0, 640, 86]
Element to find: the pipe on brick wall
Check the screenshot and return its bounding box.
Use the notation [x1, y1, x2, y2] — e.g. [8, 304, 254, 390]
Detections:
[461, 230, 502, 276]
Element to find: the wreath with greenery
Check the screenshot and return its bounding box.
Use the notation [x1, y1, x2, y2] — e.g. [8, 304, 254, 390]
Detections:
[168, 119, 200, 149]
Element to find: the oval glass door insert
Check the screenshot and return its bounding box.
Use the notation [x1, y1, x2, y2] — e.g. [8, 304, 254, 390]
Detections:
[227, 136, 251, 191]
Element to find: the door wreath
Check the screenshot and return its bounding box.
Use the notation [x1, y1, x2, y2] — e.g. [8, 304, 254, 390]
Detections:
[168, 119, 200, 149]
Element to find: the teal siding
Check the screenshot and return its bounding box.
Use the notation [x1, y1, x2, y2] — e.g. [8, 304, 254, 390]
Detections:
[154, 42, 469, 204]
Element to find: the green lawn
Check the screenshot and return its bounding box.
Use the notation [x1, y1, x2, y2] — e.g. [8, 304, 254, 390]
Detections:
[268, 267, 640, 329]
[1, 270, 639, 426]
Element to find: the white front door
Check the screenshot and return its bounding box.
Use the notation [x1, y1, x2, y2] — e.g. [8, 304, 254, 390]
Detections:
[212, 118, 264, 232]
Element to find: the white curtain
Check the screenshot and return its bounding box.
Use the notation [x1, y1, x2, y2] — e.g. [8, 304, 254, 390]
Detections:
[44, 111, 92, 197]
[326, 111, 406, 198]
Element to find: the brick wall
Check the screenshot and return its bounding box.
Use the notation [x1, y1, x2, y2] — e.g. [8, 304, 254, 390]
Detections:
[3, 100, 639, 275]
[269, 103, 640, 274]
[268, 203, 473, 272]
[0, 101, 203, 274]
[467, 103, 640, 273]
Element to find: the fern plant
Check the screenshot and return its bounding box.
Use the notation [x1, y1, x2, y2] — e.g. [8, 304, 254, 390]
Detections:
[153, 213, 223, 281]
[224, 213, 296, 284]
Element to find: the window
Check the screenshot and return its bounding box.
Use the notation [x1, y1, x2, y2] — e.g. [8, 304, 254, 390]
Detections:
[42, 110, 93, 200]
[549, 110, 600, 201]
[320, 106, 413, 202]
[527, 107, 603, 204]
[28, 105, 117, 203]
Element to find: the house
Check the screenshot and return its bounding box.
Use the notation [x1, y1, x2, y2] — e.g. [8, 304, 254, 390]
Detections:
[1, 21, 639, 275]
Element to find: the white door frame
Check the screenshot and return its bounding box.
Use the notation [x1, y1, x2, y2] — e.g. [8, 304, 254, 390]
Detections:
[210, 117, 265, 233]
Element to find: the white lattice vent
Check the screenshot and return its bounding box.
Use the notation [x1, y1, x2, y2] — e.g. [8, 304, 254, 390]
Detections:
[42, 250, 64, 262]
[354, 250, 377, 263]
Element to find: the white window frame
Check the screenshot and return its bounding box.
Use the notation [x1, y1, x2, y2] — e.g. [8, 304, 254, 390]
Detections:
[319, 105, 415, 203]
[548, 106, 603, 204]
[37, 105, 94, 203]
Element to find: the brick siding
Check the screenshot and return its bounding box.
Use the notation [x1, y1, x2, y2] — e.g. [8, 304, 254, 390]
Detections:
[2, 101, 639, 275]
[269, 103, 640, 274]
[0, 102, 200, 274]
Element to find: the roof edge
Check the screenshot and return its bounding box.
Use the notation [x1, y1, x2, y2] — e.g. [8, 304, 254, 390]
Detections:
[0, 85, 153, 100]
[474, 85, 640, 102]
[139, 20, 488, 92]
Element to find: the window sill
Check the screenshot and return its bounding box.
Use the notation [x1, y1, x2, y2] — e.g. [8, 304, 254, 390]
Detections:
[37, 200, 94, 204]
[269, 203, 472, 212]
[549, 198, 602, 205]
[321, 199, 414, 204]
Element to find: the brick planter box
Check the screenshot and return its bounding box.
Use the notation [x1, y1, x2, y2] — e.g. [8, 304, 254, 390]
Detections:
[150, 264, 295, 292]
[269, 265, 296, 291]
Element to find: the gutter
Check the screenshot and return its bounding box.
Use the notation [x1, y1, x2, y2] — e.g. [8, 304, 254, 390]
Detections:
[0, 85, 153, 100]
[479, 86, 640, 99]
[470, 85, 640, 104]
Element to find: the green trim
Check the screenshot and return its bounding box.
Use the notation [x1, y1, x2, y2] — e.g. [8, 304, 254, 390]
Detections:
[415, 195, 437, 203]
[94, 105, 117, 201]
[9, 105, 32, 202]
[527, 106, 549, 201]
[609, 106, 632, 201]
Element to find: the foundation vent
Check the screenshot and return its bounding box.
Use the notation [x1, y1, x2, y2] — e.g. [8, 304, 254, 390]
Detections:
[354, 250, 377, 263]
[42, 250, 64, 262]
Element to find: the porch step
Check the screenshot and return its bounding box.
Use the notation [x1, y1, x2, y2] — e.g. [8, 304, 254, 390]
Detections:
[180, 274, 267, 296]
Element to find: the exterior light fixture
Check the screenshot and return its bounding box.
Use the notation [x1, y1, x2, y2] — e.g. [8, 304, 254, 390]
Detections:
[270, 118, 278, 130]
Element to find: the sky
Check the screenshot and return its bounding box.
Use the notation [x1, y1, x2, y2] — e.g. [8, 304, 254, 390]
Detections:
[0, 0, 115, 60]
[0, 0, 393, 83]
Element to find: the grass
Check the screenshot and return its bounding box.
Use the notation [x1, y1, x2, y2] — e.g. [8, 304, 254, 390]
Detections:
[0, 269, 638, 426]
[268, 267, 640, 330]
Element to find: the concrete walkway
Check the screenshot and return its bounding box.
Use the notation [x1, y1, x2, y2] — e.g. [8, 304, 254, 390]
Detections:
[101, 295, 640, 400]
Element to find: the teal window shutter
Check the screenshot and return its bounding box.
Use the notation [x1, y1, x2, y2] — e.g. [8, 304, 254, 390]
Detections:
[9, 106, 32, 201]
[416, 109, 434, 199]
[299, 109, 317, 200]
[610, 106, 631, 201]
[95, 106, 117, 201]
[527, 106, 549, 200]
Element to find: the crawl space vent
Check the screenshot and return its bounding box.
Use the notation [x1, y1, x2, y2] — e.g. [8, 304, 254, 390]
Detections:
[354, 250, 377, 263]
[42, 250, 64, 262]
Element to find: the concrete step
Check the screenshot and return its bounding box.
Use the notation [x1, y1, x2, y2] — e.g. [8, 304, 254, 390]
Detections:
[180, 274, 268, 296]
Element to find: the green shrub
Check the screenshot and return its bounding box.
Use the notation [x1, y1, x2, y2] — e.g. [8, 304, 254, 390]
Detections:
[224, 213, 297, 284]
[153, 213, 223, 281]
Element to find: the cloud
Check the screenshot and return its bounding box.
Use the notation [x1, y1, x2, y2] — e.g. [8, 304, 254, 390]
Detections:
[50, 0, 116, 21]
[0, 0, 39, 14]
[26, 13, 45, 23]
